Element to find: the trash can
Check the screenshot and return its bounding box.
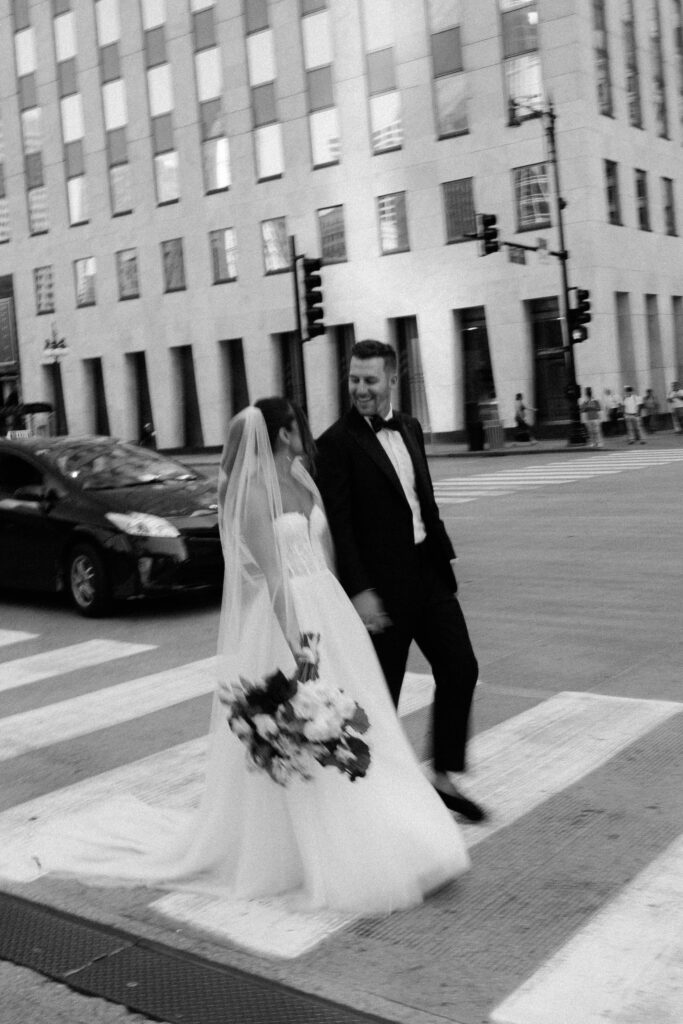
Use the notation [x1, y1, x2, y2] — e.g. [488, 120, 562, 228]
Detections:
[483, 420, 506, 450]
[478, 399, 506, 451]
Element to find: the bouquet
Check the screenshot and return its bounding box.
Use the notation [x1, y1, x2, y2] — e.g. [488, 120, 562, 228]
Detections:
[220, 632, 371, 786]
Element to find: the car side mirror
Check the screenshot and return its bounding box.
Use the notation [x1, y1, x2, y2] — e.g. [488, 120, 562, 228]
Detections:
[13, 484, 46, 503]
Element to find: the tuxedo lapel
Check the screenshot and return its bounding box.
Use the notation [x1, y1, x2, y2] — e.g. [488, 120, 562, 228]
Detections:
[345, 407, 406, 499]
[395, 416, 431, 507]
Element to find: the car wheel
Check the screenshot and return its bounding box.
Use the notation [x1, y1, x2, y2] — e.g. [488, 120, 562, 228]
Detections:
[67, 542, 112, 617]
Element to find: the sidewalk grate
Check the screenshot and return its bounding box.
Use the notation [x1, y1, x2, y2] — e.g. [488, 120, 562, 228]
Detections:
[0, 892, 388, 1024]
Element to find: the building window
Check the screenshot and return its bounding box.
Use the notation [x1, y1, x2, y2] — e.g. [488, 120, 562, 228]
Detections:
[635, 168, 650, 230]
[501, 0, 543, 121]
[261, 217, 289, 273]
[109, 162, 132, 214]
[67, 174, 88, 225]
[367, 49, 402, 152]
[202, 136, 230, 192]
[592, 0, 613, 116]
[102, 80, 127, 130]
[0, 198, 9, 244]
[662, 177, 677, 236]
[28, 186, 49, 234]
[154, 150, 179, 203]
[604, 160, 621, 225]
[195, 46, 222, 99]
[378, 192, 409, 254]
[209, 228, 237, 282]
[649, 0, 668, 137]
[96, 0, 121, 46]
[672, 1, 683, 144]
[161, 238, 186, 291]
[514, 162, 550, 230]
[303, 9, 339, 166]
[34, 265, 55, 314]
[431, 25, 467, 138]
[255, 123, 284, 180]
[310, 108, 340, 166]
[74, 257, 96, 306]
[318, 205, 346, 262]
[443, 178, 476, 242]
[623, 0, 642, 128]
[116, 248, 139, 298]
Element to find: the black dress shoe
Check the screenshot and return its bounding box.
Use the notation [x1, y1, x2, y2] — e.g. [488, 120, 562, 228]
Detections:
[434, 787, 487, 822]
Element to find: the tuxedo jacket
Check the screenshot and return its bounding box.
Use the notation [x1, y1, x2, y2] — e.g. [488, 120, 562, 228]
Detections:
[316, 406, 457, 617]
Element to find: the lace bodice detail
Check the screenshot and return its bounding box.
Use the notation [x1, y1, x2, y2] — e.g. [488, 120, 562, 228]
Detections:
[275, 504, 330, 578]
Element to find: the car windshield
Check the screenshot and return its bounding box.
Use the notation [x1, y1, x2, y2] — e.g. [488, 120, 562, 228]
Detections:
[42, 441, 200, 490]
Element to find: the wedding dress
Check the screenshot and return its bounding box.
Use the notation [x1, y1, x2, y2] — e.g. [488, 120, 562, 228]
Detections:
[0, 408, 468, 916]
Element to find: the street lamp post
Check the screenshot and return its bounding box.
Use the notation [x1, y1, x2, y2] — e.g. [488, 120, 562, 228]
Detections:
[509, 97, 585, 446]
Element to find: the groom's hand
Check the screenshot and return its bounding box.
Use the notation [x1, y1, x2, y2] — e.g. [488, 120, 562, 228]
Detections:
[352, 589, 392, 634]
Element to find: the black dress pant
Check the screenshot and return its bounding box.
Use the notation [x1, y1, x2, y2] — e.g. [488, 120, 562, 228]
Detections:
[370, 542, 479, 773]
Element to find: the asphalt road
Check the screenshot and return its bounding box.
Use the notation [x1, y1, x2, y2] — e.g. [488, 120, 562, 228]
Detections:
[0, 440, 681, 1023]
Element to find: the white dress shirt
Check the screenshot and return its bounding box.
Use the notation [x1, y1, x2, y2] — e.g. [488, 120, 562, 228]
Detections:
[366, 407, 426, 544]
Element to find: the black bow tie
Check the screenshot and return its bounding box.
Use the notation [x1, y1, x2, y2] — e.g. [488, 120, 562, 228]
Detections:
[370, 413, 401, 433]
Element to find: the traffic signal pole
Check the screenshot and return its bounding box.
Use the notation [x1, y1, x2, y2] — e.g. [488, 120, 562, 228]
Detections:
[289, 234, 308, 414]
[543, 102, 585, 446]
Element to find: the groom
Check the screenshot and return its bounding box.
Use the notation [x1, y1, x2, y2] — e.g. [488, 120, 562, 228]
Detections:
[316, 340, 485, 822]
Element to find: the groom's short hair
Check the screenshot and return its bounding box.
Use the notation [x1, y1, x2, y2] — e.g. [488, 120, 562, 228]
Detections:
[351, 339, 397, 372]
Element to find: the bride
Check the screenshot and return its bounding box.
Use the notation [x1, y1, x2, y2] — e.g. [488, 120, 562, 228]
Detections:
[0, 400, 469, 915]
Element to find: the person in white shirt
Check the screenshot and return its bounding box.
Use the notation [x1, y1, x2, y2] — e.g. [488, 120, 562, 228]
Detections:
[622, 387, 646, 444]
[666, 381, 683, 433]
[580, 387, 604, 448]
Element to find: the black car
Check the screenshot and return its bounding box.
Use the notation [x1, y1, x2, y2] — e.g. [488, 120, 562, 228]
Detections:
[0, 436, 222, 616]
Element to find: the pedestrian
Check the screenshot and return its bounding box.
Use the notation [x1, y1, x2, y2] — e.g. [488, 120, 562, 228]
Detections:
[0, 398, 470, 916]
[138, 421, 156, 448]
[640, 389, 659, 433]
[514, 393, 538, 444]
[603, 389, 622, 436]
[622, 386, 646, 444]
[316, 339, 485, 823]
[580, 387, 604, 448]
[666, 380, 683, 433]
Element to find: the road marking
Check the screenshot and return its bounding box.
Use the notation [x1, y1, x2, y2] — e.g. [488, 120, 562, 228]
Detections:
[490, 831, 683, 1024]
[0, 658, 216, 759]
[0, 639, 157, 693]
[1, 689, 678, 958]
[0, 630, 38, 648]
[434, 449, 683, 505]
[463, 691, 681, 849]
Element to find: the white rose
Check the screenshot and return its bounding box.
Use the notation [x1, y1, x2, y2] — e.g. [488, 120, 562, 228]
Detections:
[229, 716, 252, 739]
[290, 688, 318, 719]
[303, 709, 343, 742]
[252, 713, 279, 739]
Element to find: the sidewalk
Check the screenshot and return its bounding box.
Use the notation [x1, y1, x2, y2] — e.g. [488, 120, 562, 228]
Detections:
[177, 427, 683, 470]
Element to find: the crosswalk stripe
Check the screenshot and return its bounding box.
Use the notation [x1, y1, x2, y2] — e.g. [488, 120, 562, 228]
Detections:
[1, 690, 678, 959]
[0, 639, 157, 693]
[434, 449, 683, 504]
[490, 831, 683, 1024]
[0, 630, 38, 648]
[462, 691, 682, 849]
[150, 692, 682, 957]
[0, 657, 216, 760]
[0, 666, 433, 763]
[0, 673, 436, 831]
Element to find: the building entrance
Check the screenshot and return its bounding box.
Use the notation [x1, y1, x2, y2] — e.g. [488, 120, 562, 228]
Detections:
[530, 297, 570, 426]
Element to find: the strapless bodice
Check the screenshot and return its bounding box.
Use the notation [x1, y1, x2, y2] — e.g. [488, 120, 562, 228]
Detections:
[275, 504, 329, 578]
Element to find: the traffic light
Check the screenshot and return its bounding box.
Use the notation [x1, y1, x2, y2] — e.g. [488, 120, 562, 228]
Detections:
[569, 287, 591, 343]
[302, 257, 325, 338]
[480, 214, 499, 256]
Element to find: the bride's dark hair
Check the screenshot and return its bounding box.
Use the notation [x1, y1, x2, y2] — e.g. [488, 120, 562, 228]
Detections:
[253, 397, 295, 451]
[253, 397, 317, 474]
